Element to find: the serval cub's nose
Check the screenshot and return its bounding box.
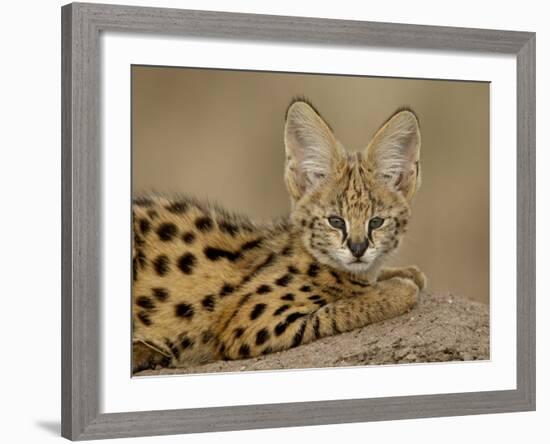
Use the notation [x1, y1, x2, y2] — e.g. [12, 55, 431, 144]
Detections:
[347, 239, 368, 258]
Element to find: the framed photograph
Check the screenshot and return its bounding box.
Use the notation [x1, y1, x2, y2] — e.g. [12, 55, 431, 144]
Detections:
[61, 2, 535, 440]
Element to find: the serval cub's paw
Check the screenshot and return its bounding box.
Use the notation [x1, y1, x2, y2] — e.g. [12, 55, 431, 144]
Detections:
[378, 265, 427, 291]
[132, 341, 172, 374]
[376, 276, 420, 316]
[399, 265, 427, 291]
[392, 276, 420, 307]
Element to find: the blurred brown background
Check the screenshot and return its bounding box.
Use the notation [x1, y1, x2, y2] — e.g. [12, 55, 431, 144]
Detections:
[132, 66, 489, 304]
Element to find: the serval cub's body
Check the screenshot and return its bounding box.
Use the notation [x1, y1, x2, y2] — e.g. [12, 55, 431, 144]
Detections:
[132, 99, 426, 372]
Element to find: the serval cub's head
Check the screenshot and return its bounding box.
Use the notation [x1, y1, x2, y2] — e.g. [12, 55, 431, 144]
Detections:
[284, 99, 421, 275]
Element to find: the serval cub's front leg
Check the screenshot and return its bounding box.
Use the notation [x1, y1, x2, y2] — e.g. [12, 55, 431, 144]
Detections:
[222, 276, 419, 359]
[378, 266, 427, 291]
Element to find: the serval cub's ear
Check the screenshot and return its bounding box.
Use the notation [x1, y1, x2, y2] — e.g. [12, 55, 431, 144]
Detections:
[284, 99, 345, 205]
[365, 109, 421, 202]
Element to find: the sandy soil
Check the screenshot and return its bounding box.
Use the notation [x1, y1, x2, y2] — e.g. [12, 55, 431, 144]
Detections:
[135, 292, 489, 376]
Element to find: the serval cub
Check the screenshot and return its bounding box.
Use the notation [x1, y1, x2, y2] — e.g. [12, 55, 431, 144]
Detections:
[132, 99, 426, 373]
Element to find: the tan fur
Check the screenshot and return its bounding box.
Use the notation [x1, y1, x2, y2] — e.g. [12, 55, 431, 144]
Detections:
[132, 101, 425, 373]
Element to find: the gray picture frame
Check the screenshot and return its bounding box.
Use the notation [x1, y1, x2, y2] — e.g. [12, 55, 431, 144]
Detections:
[61, 2, 536, 440]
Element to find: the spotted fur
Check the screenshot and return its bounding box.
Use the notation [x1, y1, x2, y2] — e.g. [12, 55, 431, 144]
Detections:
[132, 100, 426, 373]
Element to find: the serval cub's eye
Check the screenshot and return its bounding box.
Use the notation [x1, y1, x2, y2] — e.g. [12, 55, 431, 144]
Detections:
[328, 216, 346, 230]
[369, 217, 384, 230]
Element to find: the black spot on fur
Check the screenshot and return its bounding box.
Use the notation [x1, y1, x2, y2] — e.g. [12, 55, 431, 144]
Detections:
[219, 221, 239, 237]
[281, 245, 293, 256]
[165, 339, 180, 360]
[219, 283, 235, 297]
[137, 311, 152, 326]
[182, 231, 196, 244]
[147, 209, 158, 219]
[157, 222, 177, 241]
[133, 197, 153, 207]
[152, 287, 169, 302]
[234, 327, 245, 338]
[175, 303, 194, 319]
[307, 263, 320, 278]
[241, 238, 263, 251]
[239, 344, 251, 358]
[136, 296, 155, 310]
[330, 270, 343, 284]
[274, 321, 288, 336]
[166, 201, 188, 214]
[250, 303, 267, 320]
[204, 247, 241, 262]
[287, 265, 299, 274]
[314, 299, 327, 307]
[201, 294, 216, 311]
[262, 347, 273, 355]
[274, 304, 290, 316]
[332, 318, 341, 334]
[274, 312, 307, 336]
[255, 284, 271, 294]
[177, 253, 196, 275]
[287, 312, 307, 324]
[195, 216, 213, 232]
[139, 218, 151, 235]
[299, 285, 311, 292]
[281, 293, 295, 301]
[170, 345, 180, 360]
[308, 295, 321, 301]
[349, 278, 369, 288]
[275, 274, 293, 287]
[292, 320, 307, 347]
[181, 337, 194, 350]
[153, 255, 170, 276]
[313, 316, 321, 339]
[256, 328, 270, 346]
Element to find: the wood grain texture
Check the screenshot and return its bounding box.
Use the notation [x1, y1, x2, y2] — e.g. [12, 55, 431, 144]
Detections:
[77, 390, 529, 440]
[61, 4, 74, 438]
[76, 2, 531, 53]
[516, 34, 536, 409]
[61, 2, 536, 440]
[62, 3, 101, 439]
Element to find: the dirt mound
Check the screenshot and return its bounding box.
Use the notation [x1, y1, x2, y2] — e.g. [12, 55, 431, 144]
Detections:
[136, 292, 489, 376]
